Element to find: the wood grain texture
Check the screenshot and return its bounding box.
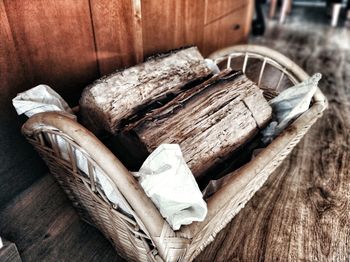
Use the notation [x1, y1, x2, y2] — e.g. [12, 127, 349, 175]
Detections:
[0, 0, 252, 218]
[120, 71, 272, 180]
[141, 0, 205, 57]
[89, 0, 143, 75]
[0, 0, 103, 209]
[0, 175, 124, 262]
[204, 0, 246, 25]
[196, 14, 350, 262]
[2, 0, 99, 104]
[202, 6, 249, 56]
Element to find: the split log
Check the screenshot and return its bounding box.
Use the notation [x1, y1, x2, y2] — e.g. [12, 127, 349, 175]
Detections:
[115, 70, 272, 181]
[79, 46, 212, 134]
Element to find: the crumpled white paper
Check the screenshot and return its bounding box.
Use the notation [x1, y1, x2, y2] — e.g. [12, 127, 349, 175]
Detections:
[12, 84, 74, 117]
[133, 144, 207, 230]
[261, 73, 322, 144]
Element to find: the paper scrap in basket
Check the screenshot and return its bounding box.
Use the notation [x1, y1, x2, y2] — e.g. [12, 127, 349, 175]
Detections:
[261, 73, 322, 144]
[133, 144, 208, 230]
[12, 84, 74, 117]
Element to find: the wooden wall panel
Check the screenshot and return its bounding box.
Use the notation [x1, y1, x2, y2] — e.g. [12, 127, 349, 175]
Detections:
[141, 0, 205, 57]
[0, 0, 99, 208]
[0, 1, 47, 208]
[90, 0, 143, 75]
[0, 1, 25, 100]
[2, 0, 99, 104]
[202, 4, 252, 56]
[204, 0, 246, 25]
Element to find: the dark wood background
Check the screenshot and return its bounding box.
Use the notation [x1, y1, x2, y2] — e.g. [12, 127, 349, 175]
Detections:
[0, 0, 253, 208]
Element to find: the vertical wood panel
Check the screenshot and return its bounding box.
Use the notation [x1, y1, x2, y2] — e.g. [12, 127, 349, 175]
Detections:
[3, 0, 99, 104]
[0, 0, 99, 208]
[204, 0, 246, 25]
[0, 1, 26, 99]
[0, 0, 47, 208]
[202, 5, 249, 56]
[141, 0, 205, 57]
[90, 0, 143, 75]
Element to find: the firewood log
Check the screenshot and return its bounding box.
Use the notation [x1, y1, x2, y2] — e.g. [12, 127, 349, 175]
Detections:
[79, 47, 212, 134]
[115, 70, 272, 181]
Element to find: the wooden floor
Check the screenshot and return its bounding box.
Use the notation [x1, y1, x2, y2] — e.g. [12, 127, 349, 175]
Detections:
[1, 5, 350, 262]
[0, 175, 122, 262]
[197, 7, 350, 262]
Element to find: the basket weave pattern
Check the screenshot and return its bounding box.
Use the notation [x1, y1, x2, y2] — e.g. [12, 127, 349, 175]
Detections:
[26, 130, 154, 261]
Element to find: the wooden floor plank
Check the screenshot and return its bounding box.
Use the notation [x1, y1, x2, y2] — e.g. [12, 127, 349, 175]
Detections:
[0, 175, 124, 262]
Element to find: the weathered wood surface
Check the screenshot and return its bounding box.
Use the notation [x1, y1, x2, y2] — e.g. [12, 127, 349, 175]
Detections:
[118, 70, 271, 180]
[1, 8, 349, 262]
[80, 47, 212, 134]
[195, 14, 350, 261]
[0, 239, 22, 262]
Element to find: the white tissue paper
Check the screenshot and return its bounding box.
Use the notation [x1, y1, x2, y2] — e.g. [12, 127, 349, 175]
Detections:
[12, 84, 74, 117]
[262, 73, 322, 144]
[133, 144, 207, 230]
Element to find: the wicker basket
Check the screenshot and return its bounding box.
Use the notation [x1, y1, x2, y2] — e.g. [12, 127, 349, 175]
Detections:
[21, 45, 327, 262]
